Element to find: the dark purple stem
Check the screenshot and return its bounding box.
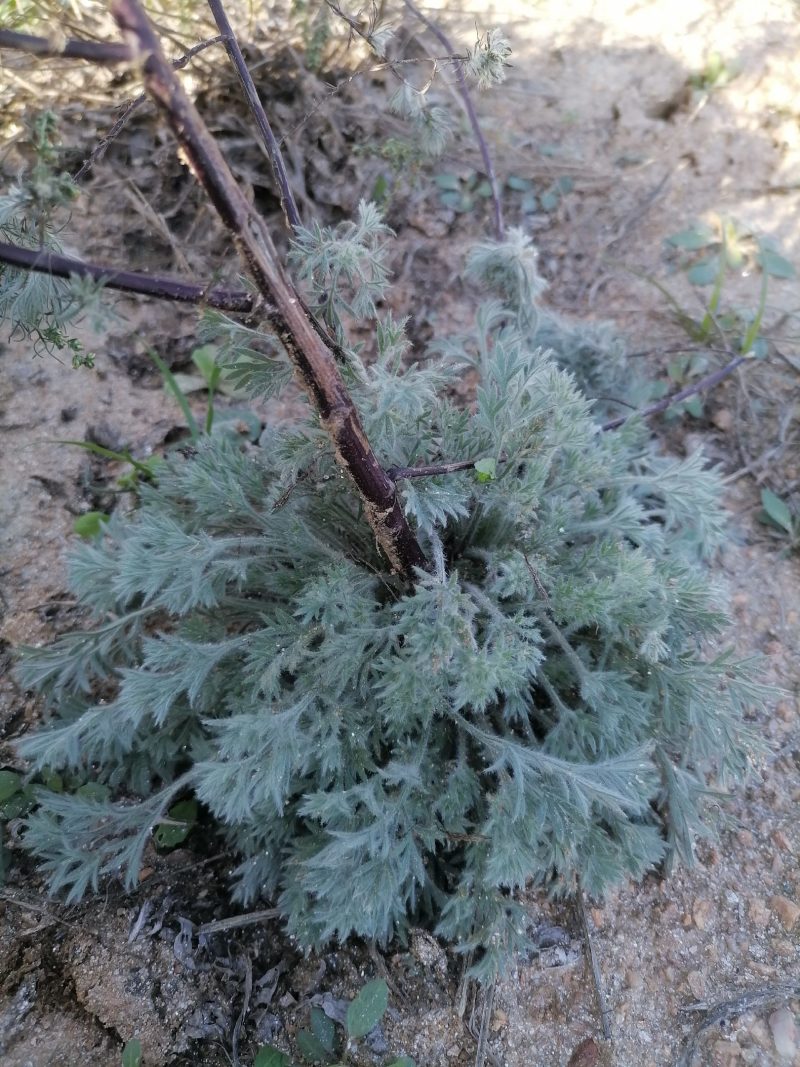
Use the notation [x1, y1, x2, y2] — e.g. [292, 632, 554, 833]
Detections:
[207, 0, 301, 231]
[0, 28, 131, 64]
[403, 0, 504, 240]
[601, 354, 749, 431]
[387, 458, 479, 481]
[0, 242, 255, 312]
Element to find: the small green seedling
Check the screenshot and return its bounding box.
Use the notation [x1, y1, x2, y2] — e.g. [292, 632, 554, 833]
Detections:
[73, 511, 110, 540]
[689, 52, 738, 94]
[662, 217, 794, 351]
[255, 978, 414, 1067]
[121, 1037, 143, 1067]
[434, 170, 494, 214]
[646, 352, 708, 420]
[759, 488, 800, 549]
[153, 799, 197, 849]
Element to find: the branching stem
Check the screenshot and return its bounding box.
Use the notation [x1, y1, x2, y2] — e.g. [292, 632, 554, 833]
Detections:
[402, 0, 505, 240]
[72, 34, 229, 182]
[206, 0, 301, 230]
[0, 241, 255, 312]
[601, 353, 749, 431]
[111, 0, 427, 577]
[0, 28, 132, 64]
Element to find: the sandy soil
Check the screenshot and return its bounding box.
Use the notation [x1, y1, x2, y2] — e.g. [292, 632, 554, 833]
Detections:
[1, 2, 799, 1065]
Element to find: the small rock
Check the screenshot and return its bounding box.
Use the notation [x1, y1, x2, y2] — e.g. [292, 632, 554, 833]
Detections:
[748, 1019, 773, 1049]
[625, 968, 643, 991]
[771, 829, 791, 852]
[768, 895, 800, 930]
[747, 898, 771, 928]
[712, 1037, 742, 1065]
[769, 1006, 797, 1058]
[590, 907, 605, 929]
[567, 1037, 600, 1067]
[686, 970, 706, 999]
[712, 408, 733, 431]
[736, 829, 754, 847]
[775, 700, 796, 722]
[446, 1043, 462, 1058]
[692, 898, 713, 931]
[490, 1008, 508, 1032]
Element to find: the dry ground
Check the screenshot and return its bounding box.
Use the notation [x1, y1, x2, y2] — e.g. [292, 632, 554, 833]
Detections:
[1, 2, 799, 1065]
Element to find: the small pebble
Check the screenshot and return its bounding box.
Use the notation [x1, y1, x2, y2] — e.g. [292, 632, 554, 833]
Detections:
[692, 898, 713, 931]
[747, 898, 771, 928]
[686, 970, 706, 999]
[768, 895, 800, 931]
[769, 1006, 797, 1058]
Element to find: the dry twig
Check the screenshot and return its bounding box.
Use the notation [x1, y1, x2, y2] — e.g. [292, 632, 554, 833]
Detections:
[0, 240, 254, 311]
[575, 882, 613, 1041]
[675, 983, 800, 1067]
[402, 0, 505, 240]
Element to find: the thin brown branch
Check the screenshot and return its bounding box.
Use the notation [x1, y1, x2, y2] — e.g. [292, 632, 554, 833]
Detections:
[197, 908, 280, 936]
[206, 0, 301, 230]
[0, 241, 255, 312]
[601, 354, 749, 431]
[111, 0, 427, 577]
[675, 983, 800, 1067]
[402, 0, 505, 240]
[576, 881, 613, 1041]
[0, 28, 132, 64]
[73, 34, 228, 182]
[387, 457, 478, 481]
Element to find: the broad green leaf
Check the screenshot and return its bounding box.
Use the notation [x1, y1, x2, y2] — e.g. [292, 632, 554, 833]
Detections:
[439, 190, 462, 210]
[386, 1059, 416, 1067]
[506, 174, 533, 191]
[254, 1047, 294, 1067]
[750, 337, 768, 359]
[556, 175, 574, 194]
[474, 458, 497, 483]
[73, 512, 110, 540]
[121, 1038, 142, 1067]
[170, 372, 208, 395]
[667, 356, 689, 382]
[520, 192, 538, 214]
[757, 248, 795, 279]
[296, 1029, 332, 1063]
[760, 489, 794, 534]
[475, 180, 493, 198]
[433, 173, 461, 191]
[0, 787, 35, 820]
[310, 1006, 337, 1054]
[665, 226, 714, 250]
[154, 799, 197, 849]
[686, 256, 720, 286]
[0, 770, 21, 804]
[682, 395, 704, 418]
[540, 188, 560, 211]
[346, 978, 388, 1039]
[191, 345, 219, 385]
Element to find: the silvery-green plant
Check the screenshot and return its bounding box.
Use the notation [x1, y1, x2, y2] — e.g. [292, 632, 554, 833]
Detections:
[15, 209, 763, 977]
[2, 4, 765, 981]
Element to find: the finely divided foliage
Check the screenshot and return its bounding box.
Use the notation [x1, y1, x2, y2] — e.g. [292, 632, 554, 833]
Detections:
[5, 17, 763, 981]
[16, 211, 763, 976]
